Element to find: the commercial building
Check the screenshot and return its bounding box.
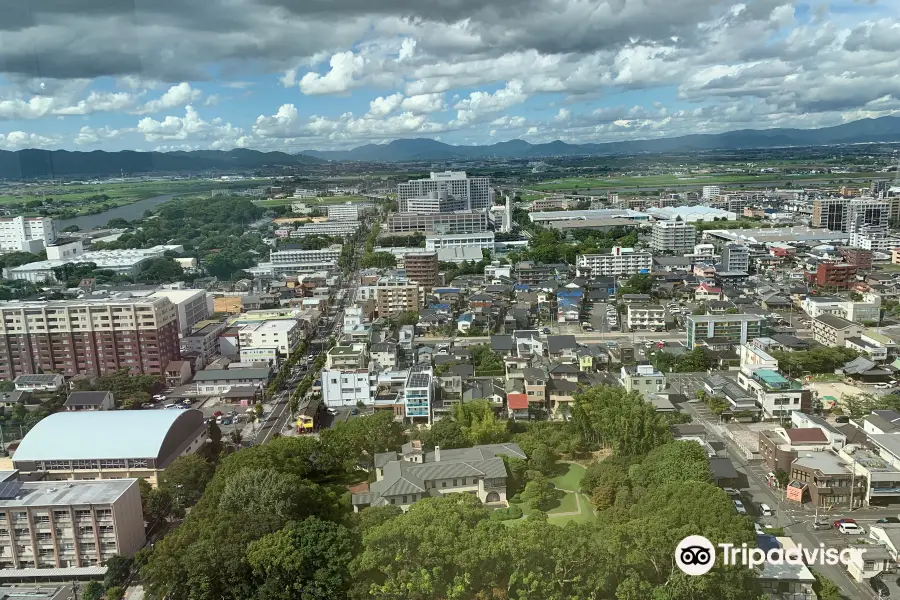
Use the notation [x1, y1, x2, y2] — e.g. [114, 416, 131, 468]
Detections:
[398, 171, 493, 211]
[812, 198, 849, 231]
[402, 190, 468, 213]
[786, 450, 865, 508]
[620, 364, 667, 395]
[720, 244, 750, 273]
[351, 441, 524, 512]
[238, 320, 301, 355]
[424, 232, 494, 252]
[321, 368, 373, 408]
[385, 211, 488, 234]
[5, 245, 184, 283]
[289, 221, 361, 238]
[738, 362, 810, 420]
[0, 296, 181, 381]
[686, 314, 765, 350]
[403, 252, 439, 288]
[646, 206, 736, 222]
[0, 216, 56, 253]
[650, 221, 696, 252]
[626, 304, 666, 331]
[811, 314, 863, 347]
[375, 276, 421, 317]
[192, 367, 271, 395]
[0, 479, 145, 570]
[805, 262, 857, 290]
[575, 247, 653, 277]
[11, 409, 208, 486]
[149, 289, 213, 335]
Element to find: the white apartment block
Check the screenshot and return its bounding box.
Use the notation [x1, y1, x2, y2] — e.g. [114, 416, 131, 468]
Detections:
[576, 247, 653, 277]
[425, 232, 495, 251]
[149, 289, 213, 335]
[270, 246, 342, 264]
[626, 304, 666, 330]
[327, 203, 361, 221]
[403, 190, 468, 214]
[848, 198, 889, 240]
[721, 244, 750, 273]
[0, 216, 56, 253]
[321, 368, 373, 407]
[802, 294, 881, 324]
[293, 189, 318, 199]
[238, 320, 301, 355]
[289, 222, 361, 238]
[702, 186, 721, 200]
[0, 479, 145, 570]
[398, 171, 494, 211]
[650, 221, 696, 252]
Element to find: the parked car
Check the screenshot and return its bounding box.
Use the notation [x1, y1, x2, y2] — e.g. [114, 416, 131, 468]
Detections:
[760, 503, 774, 517]
[153, 394, 167, 401]
[723, 487, 741, 497]
[327, 407, 338, 415]
[733, 500, 747, 515]
[812, 521, 831, 531]
[878, 517, 900, 524]
[350, 408, 359, 415]
[835, 415, 850, 424]
[221, 418, 232, 426]
[870, 577, 890, 598]
[213, 410, 223, 417]
[141, 402, 154, 409]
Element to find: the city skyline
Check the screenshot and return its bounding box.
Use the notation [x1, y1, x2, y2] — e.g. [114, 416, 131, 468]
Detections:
[0, 0, 898, 153]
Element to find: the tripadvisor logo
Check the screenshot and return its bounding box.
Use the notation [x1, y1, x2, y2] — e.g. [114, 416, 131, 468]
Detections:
[675, 535, 861, 576]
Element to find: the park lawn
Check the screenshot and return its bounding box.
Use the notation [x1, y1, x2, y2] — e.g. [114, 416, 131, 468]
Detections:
[547, 491, 579, 514]
[550, 463, 586, 491]
[548, 495, 598, 525]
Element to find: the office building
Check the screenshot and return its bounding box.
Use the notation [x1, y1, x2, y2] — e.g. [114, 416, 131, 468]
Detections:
[686, 314, 765, 349]
[11, 409, 208, 486]
[575, 247, 653, 277]
[403, 190, 468, 214]
[398, 171, 493, 211]
[385, 211, 488, 234]
[403, 252, 439, 288]
[721, 244, 750, 273]
[424, 232, 494, 252]
[404, 366, 434, 422]
[0, 296, 181, 381]
[238, 320, 301, 356]
[0, 479, 145, 570]
[0, 216, 56, 253]
[812, 198, 849, 231]
[701, 186, 721, 200]
[650, 220, 696, 252]
[375, 276, 421, 317]
[149, 289, 213, 335]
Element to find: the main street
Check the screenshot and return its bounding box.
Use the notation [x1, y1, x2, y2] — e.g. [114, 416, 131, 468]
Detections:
[421, 331, 690, 347]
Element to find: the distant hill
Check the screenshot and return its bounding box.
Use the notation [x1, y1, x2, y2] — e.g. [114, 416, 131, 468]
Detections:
[0, 148, 324, 179]
[302, 115, 900, 161]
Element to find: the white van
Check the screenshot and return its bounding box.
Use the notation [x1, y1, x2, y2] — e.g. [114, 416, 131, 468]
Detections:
[760, 503, 774, 517]
[164, 403, 176, 409]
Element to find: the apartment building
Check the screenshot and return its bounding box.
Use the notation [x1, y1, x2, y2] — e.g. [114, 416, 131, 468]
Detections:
[626, 304, 666, 331]
[802, 294, 881, 324]
[351, 442, 525, 512]
[149, 289, 213, 335]
[0, 216, 56, 253]
[326, 343, 368, 369]
[575, 247, 653, 277]
[515, 262, 569, 285]
[403, 190, 468, 213]
[720, 244, 750, 273]
[686, 314, 765, 350]
[701, 186, 721, 200]
[0, 479, 145, 570]
[321, 368, 373, 407]
[620, 364, 667, 395]
[404, 366, 434, 422]
[811, 314, 863, 347]
[398, 171, 493, 211]
[424, 232, 494, 251]
[650, 221, 696, 253]
[0, 296, 181, 381]
[812, 198, 849, 231]
[838, 247, 873, 270]
[375, 276, 421, 317]
[805, 263, 857, 290]
[327, 203, 365, 221]
[532, 196, 572, 211]
[289, 221, 361, 238]
[238, 320, 301, 356]
[403, 252, 439, 288]
[848, 198, 889, 240]
[181, 321, 226, 368]
[269, 245, 342, 265]
[385, 211, 488, 234]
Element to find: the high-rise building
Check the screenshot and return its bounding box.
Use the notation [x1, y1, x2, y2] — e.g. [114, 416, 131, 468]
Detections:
[403, 252, 439, 288]
[0, 216, 56, 253]
[812, 198, 849, 231]
[701, 186, 721, 200]
[0, 296, 181, 380]
[402, 190, 468, 213]
[872, 180, 891, 197]
[650, 221, 696, 252]
[0, 479, 145, 569]
[848, 198, 889, 246]
[385, 211, 488, 234]
[398, 171, 493, 211]
[721, 244, 750, 273]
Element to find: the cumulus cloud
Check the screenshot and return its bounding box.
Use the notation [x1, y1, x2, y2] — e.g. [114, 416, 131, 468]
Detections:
[0, 131, 60, 150]
[136, 105, 243, 145]
[299, 51, 367, 95]
[368, 93, 405, 117]
[134, 83, 203, 114]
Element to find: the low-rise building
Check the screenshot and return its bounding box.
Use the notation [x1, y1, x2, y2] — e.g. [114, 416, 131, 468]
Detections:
[575, 247, 653, 277]
[0, 479, 146, 570]
[181, 321, 226, 368]
[351, 441, 525, 512]
[321, 368, 373, 408]
[620, 364, 666, 395]
[13, 374, 65, 393]
[626, 304, 666, 331]
[686, 314, 765, 350]
[63, 391, 115, 411]
[811, 314, 864, 347]
[327, 343, 368, 369]
[786, 450, 866, 508]
[192, 367, 271, 395]
[405, 366, 434, 423]
[424, 232, 495, 252]
[238, 320, 302, 356]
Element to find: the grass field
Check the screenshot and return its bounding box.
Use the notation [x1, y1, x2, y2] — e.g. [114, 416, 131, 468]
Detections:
[531, 171, 885, 191]
[503, 463, 596, 526]
[550, 463, 586, 491]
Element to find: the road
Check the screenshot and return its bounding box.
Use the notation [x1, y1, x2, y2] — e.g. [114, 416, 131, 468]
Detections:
[421, 331, 689, 346]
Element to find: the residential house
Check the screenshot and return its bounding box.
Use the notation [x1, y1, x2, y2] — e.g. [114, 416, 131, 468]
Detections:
[757, 550, 818, 600]
[523, 367, 548, 411]
[490, 335, 515, 357]
[507, 383, 529, 421]
[371, 342, 399, 370]
[352, 442, 527, 512]
[63, 391, 114, 411]
[193, 367, 271, 395]
[556, 286, 583, 322]
[694, 282, 722, 301]
[463, 378, 506, 409]
[759, 427, 830, 472]
[514, 330, 544, 358]
[846, 546, 892, 583]
[620, 364, 667, 395]
[165, 360, 193, 387]
[548, 378, 578, 420]
[13, 373, 65, 392]
[546, 335, 578, 359]
[549, 362, 580, 383]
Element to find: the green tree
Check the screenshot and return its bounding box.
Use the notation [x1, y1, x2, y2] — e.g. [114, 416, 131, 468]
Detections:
[619, 273, 654, 295]
[812, 570, 847, 600]
[146, 487, 173, 524]
[451, 400, 510, 445]
[394, 311, 418, 326]
[247, 517, 356, 600]
[230, 429, 243, 446]
[570, 386, 672, 457]
[161, 454, 215, 506]
[136, 257, 185, 283]
[81, 581, 104, 600]
[628, 440, 712, 492]
[0, 380, 14, 392]
[359, 251, 397, 269]
[527, 442, 560, 476]
[103, 554, 133, 589]
[417, 418, 470, 450]
[519, 472, 563, 511]
[775, 469, 789, 488]
[582, 455, 634, 510]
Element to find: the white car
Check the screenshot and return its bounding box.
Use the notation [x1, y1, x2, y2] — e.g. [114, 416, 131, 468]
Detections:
[733, 500, 747, 515]
[723, 487, 741, 497]
[754, 522, 765, 535]
[760, 503, 774, 517]
[327, 407, 338, 415]
[838, 522, 864, 535]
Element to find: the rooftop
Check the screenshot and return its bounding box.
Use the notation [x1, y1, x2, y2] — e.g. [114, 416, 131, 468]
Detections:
[64, 391, 110, 407]
[794, 450, 850, 475]
[192, 367, 271, 381]
[814, 313, 857, 330]
[0, 479, 136, 508]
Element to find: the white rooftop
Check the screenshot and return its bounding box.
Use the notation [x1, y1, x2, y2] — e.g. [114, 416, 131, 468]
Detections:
[239, 319, 298, 333]
[0, 479, 137, 508]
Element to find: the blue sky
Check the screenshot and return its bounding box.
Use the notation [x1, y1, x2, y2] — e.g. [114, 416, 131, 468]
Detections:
[0, 0, 898, 152]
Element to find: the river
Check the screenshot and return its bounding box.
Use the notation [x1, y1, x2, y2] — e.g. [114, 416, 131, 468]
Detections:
[55, 194, 176, 231]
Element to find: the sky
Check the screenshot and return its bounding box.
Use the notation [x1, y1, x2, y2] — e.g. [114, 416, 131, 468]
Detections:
[0, 0, 898, 153]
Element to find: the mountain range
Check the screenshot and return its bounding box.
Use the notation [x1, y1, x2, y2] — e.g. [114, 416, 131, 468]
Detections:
[302, 116, 900, 161]
[3, 116, 900, 179]
[0, 148, 324, 180]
